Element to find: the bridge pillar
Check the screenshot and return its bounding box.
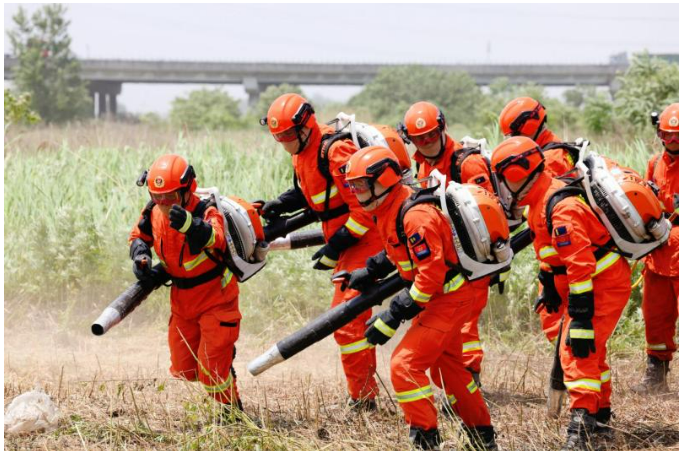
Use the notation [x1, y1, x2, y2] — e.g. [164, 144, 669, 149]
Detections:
[89, 81, 122, 118]
[243, 77, 262, 108]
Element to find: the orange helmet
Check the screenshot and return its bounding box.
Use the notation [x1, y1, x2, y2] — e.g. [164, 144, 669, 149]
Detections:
[654, 103, 679, 147]
[138, 154, 197, 205]
[260, 93, 317, 149]
[346, 146, 402, 207]
[491, 136, 545, 204]
[398, 101, 446, 148]
[372, 124, 411, 171]
[499, 97, 547, 138]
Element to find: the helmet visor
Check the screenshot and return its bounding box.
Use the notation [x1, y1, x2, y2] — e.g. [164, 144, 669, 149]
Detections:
[273, 128, 298, 143]
[659, 130, 679, 144]
[509, 104, 541, 136]
[410, 129, 441, 147]
[348, 178, 372, 194]
[151, 190, 181, 206]
[495, 147, 541, 183]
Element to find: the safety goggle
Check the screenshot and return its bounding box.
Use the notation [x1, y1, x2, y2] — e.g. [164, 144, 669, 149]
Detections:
[347, 178, 372, 194]
[273, 128, 299, 143]
[659, 130, 679, 144]
[410, 129, 441, 147]
[494, 147, 542, 182]
[509, 104, 542, 136]
[150, 190, 181, 206]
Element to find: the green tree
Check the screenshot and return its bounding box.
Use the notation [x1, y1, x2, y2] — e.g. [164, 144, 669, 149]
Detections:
[349, 65, 483, 127]
[4, 89, 40, 131]
[252, 84, 305, 120]
[7, 5, 90, 123]
[614, 52, 679, 129]
[583, 93, 614, 135]
[170, 88, 243, 130]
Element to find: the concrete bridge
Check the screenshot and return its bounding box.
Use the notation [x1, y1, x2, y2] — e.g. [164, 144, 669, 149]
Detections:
[4, 54, 632, 116]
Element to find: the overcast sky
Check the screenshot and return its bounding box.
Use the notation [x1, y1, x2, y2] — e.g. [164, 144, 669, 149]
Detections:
[4, 3, 679, 115]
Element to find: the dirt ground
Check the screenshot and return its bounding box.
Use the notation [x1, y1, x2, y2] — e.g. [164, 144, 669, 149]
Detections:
[4, 320, 679, 450]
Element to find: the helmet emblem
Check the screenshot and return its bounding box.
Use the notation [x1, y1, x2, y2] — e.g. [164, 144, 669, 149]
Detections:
[270, 117, 279, 128]
[415, 118, 427, 129]
[154, 176, 165, 188]
[669, 117, 679, 127]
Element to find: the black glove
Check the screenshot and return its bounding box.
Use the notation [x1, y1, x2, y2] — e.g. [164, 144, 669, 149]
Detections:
[565, 290, 595, 358]
[130, 238, 153, 282]
[169, 205, 214, 254]
[261, 187, 308, 221]
[311, 225, 360, 270]
[533, 270, 563, 314]
[566, 318, 596, 358]
[261, 198, 285, 221]
[343, 251, 397, 292]
[365, 311, 399, 346]
[364, 288, 423, 346]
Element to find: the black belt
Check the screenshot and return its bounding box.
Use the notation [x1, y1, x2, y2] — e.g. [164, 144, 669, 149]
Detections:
[550, 243, 616, 276]
[315, 204, 349, 222]
[172, 264, 226, 289]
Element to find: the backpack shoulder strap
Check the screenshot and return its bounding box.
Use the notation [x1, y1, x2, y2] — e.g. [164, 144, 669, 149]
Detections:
[545, 186, 587, 234]
[396, 187, 440, 247]
[450, 147, 481, 184]
[542, 141, 581, 165]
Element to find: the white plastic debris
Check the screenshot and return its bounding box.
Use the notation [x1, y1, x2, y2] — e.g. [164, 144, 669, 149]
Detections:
[4, 389, 59, 435]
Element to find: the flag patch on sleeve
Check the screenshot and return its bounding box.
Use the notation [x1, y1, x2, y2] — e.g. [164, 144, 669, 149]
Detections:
[554, 225, 571, 247]
[413, 240, 431, 260]
[408, 233, 422, 245]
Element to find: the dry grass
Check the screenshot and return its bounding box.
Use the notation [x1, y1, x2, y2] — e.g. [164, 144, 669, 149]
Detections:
[4, 317, 679, 450]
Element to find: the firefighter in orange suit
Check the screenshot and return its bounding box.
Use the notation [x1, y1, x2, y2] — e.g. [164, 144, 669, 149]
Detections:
[398, 101, 496, 387]
[129, 154, 242, 415]
[491, 137, 631, 449]
[633, 103, 679, 395]
[259, 94, 383, 408]
[499, 97, 577, 345]
[345, 146, 497, 450]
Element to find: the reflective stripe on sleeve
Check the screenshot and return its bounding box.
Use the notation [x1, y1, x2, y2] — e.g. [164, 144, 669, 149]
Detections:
[319, 255, 338, 268]
[593, 252, 621, 276]
[564, 378, 601, 393]
[569, 279, 593, 294]
[409, 285, 433, 303]
[311, 185, 338, 205]
[339, 338, 371, 355]
[443, 274, 466, 293]
[539, 246, 558, 259]
[178, 212, 193, 234]
[345, 217, 369, 236]
[395, 385, 434, 403]
[398, 261, 414, 272]
[601, 370, 611, 383]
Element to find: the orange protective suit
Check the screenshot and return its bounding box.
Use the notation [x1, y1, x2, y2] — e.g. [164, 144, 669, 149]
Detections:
[292, 123, 383, 400]
[642, 152, 679, 360]
[372, 185, 492, 431]
[523, 173, 631, 414]
[414, 133, 492, 373]
[129, 194, 241, 405]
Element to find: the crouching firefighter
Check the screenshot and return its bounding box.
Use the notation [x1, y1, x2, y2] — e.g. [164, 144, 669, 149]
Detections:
[259, 94, 385, 409]
[345, 145, 505, 450]
[129, 154, 243, 417]
[491, 137, 632, 450]
[633, 103, 679, 395]
[399, 101, 502, 388]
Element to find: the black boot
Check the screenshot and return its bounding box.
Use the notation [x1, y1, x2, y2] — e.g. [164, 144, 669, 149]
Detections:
[561, 408, 597, 450]
[348, 397, 377, 412]
[463, 425, 498, 450]
[594, 407, 614, 439]
[409, 427, 441, 450]
[632, 355, 670, 395]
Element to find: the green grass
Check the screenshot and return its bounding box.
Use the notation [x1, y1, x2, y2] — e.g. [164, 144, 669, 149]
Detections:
[3, 123, 661, 346]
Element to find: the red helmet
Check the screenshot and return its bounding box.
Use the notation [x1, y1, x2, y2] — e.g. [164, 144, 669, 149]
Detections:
[260, 93, 317, 146]
[140, 154, 196, 205]
[346, 146, 402, 207]
[491, 136, 545, 204]
[398, 101, 446, 147]
[655, 103, 679, 146]
[499, 97, 547, 138]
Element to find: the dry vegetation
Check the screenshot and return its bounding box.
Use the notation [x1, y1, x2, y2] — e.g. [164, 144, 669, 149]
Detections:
[4, 122, 679, 449]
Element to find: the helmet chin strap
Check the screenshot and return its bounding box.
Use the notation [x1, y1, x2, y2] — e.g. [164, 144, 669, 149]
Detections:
[423, 132, 447, 161]
[503, 162, 545, 207]
[359, 182, 396, 208]
[294, 126, 312, 155]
